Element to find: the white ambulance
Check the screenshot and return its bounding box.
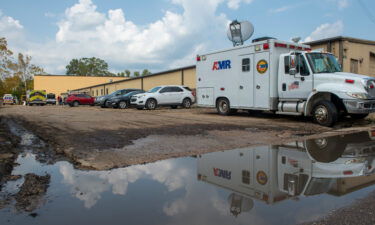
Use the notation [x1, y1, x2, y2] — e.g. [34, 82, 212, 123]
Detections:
[196, 21, 375, 126]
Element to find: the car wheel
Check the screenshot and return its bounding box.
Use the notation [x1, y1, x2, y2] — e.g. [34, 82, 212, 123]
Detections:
[146, 99, 157, 110]
[73, 101, 79, 107]
[350, 113, 369, 119]
[170, 105, 178, 109]
[182, 98, 192, 109]
[119, 101, 128, 109]
[312, 100, 338, 127]
[216, 98, 231, 115]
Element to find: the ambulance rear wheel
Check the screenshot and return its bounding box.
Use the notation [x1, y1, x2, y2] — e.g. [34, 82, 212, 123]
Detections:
[216, 98, 231, 115]
[312, 100, 338, 127]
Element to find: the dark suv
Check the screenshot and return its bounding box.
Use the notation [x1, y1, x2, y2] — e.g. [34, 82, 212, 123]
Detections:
[95, 89, 141, 108]
[107, 90, 144, 109]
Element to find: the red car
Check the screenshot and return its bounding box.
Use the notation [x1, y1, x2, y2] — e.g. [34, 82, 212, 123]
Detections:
[66, 94, 95, 107]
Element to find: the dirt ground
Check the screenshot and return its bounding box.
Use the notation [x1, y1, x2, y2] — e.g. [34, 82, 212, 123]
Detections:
[0, 105, 374, 170]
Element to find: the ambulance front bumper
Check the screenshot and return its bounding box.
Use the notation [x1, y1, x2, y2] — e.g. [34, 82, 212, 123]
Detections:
[343, 99, 375, 114]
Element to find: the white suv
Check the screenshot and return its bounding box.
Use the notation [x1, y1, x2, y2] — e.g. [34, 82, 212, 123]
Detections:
[131, 85, 195, 110]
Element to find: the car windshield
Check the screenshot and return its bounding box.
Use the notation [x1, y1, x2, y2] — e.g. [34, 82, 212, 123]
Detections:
[304, 178, 334, 196]
[306, 53, 341, 73]
[125, 91, 141, 96]
[148, 87, 161, 93]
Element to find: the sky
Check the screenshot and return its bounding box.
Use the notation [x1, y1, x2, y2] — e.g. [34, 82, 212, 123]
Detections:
[0, 0, 374, 74]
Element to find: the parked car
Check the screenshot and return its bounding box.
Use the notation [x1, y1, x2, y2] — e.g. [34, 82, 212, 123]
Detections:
[107, 90, 144, 109]
[95, 89, 142, 108]
[46, 93, 57, 105]
[66, 94, 95, 107]
[131, 85, 195, 110]
[3, 94, 15, 105]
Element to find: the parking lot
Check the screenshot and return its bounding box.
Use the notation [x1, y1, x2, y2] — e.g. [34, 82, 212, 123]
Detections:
[1, 105, 373, 170]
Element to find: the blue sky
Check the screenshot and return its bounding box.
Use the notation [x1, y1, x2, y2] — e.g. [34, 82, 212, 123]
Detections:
[0, 0, 374, 74]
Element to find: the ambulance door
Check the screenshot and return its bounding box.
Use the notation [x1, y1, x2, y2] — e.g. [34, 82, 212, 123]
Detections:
[254, 52, 270, 109]
[280, 54, 313, 99]
[238, 54, 254, 107]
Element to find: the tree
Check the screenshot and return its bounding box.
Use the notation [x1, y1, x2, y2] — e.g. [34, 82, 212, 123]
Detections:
[66, 57, 112, 76]
[141, 69, 151, 76]
[0, 37, 14, 80]
[16, 53, 45, 94]
[133, 71, 140, 77]
[125, 70, 131, 77]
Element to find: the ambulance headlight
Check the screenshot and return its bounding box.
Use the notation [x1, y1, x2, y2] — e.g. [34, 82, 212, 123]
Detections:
[346, 92, 369, 99]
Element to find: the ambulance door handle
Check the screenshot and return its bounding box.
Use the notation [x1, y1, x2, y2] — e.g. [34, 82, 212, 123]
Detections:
[282, 83, 286, 91]
[239, 85, 243, 90]
[256, 85, 260, 89]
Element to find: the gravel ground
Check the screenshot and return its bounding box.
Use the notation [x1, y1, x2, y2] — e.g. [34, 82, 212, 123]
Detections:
[301, 190, 375, 225]
[0, 105, 374, 170]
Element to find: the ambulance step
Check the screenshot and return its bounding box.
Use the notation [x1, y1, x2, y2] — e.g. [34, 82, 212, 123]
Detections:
[276, 111, 303, 116]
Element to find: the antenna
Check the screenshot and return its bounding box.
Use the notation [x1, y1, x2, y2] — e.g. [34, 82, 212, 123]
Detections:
[227, 20, 254, 47]
[292, 37, 301, 43]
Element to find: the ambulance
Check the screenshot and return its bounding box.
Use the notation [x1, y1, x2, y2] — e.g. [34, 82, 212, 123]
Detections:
[197, 132, 375, 215]
[196, 21, 375, 126]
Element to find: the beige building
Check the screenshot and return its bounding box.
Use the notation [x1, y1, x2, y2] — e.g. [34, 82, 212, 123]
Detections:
[305, 36, 375, 76]
[34, 75, 127, 96]
[73, 65, 196, 96]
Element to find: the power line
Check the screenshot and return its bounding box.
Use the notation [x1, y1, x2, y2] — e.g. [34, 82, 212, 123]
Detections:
[357, 0, 375, 25]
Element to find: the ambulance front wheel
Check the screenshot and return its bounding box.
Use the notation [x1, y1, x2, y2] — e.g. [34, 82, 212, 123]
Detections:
[312, 100, 338, 127]
[216, 98, 232, 115]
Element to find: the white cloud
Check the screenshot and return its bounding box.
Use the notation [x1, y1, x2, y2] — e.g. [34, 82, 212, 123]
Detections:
[0, 11, 24, 41]
[269, 5, 293, 14]
[337, 0, 349, 9]
[227, 0, 254, 10]
[304, 20, 344, 42]
[4, 0, 256, 74]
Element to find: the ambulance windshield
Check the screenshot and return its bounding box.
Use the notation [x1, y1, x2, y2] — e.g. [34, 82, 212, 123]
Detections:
[306, 53, 341, 74]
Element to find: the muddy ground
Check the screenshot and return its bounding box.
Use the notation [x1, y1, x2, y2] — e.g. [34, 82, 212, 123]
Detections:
[1, 105, 375, 223]
[0, 105, 374, 170]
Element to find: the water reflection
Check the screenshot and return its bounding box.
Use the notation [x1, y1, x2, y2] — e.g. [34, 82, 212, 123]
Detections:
[197, 131, 375, 217]
[2, 131, 375, 225]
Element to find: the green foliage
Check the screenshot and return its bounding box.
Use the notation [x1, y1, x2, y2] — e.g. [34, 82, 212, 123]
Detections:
[66, 57, 112, 76]
[0, 37, 44, 98]
[141, 69, 151, 76]
[133, 71, 140, 77]
[0, 37, 14, 80]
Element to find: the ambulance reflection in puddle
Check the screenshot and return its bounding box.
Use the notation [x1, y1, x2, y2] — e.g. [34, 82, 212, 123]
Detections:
[197, 131, 375, 216]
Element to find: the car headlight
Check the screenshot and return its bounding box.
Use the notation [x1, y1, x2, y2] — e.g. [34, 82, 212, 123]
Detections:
[346, 92, 369, 99]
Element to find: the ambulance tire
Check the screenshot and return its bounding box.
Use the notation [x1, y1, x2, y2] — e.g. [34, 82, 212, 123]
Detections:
[305, 137, 346, 163]
[312, 100, 338, 127]
[216, 98, 231, 115]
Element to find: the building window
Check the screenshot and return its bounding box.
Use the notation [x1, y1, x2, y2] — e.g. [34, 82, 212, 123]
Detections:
[96, 90, 98, 96]
[350, 59, 359, 74]
[106, 88, 109, 95]
[370, 52, 375, 76]
[242, 170, 250, 184]
[101, 89, 103, 95]
[242, 58, 250, 72]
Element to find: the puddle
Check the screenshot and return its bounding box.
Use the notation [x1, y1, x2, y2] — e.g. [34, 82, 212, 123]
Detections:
[1, 131, 375, 224]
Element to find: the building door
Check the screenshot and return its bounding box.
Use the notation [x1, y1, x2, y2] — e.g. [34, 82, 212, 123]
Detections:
[350, 59, 359, 74]
[254, 52, 270, 109]
[238, 54, 254, 107]
[370, 53, 375, 77]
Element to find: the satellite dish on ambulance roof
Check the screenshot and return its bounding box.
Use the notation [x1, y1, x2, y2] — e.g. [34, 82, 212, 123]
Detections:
[227, 20, 254, 46]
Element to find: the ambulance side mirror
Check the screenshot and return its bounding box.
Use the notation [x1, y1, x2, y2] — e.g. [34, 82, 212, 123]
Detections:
[289, 55, 297, 75]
